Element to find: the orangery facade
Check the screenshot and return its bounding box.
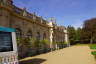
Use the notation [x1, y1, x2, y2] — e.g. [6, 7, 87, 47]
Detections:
[0, 0, 69, 57]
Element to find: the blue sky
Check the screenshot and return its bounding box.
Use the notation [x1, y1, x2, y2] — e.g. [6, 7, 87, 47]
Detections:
[13, 0, 96, 28]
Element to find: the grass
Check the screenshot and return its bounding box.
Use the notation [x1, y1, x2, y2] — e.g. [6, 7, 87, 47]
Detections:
[75, 44, 90, 46]
[89, 44, 96, 49]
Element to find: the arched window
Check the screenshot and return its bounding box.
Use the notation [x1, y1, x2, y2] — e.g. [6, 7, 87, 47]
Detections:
[16, 28, 22, 38]
[37, 32, 40, 40]
[27, 30, 32, 38]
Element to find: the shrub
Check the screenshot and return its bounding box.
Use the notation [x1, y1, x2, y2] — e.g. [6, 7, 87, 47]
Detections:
[41, 39, 49, 45]
[91, 51, 96, 59]
[90, 44, 96, 59]
[23, 37, 36, 56]
[91, 51, 96, 55]
[34, 40, 40, 48]
[16, 37, 21, 46]
[37, 39, 50, 53]
[24, 37, 35, 46]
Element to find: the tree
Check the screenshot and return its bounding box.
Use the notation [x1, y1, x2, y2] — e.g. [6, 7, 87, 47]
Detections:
[67, 26, 77, 45]
[83, 18, 96, 44]
[76, 27, 82, 40]
[76, 27, 88, 44]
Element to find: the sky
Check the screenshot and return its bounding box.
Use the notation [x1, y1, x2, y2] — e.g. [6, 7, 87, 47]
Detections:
[13, 0, 96, 28]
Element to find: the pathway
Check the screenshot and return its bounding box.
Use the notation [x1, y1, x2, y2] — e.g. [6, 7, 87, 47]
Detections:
[19, 46, 96, 64]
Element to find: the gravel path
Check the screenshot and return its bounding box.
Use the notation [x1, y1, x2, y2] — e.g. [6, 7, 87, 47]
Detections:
[20, 46, 96, 64]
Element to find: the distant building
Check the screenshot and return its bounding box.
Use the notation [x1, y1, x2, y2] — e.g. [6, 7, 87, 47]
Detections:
[0, 0, 69, 57]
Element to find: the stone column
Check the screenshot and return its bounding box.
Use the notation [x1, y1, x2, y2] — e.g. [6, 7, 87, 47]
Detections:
[64, 29, 70, 47]
[50, 27, 53, 50]
[48, 22, 53, 51]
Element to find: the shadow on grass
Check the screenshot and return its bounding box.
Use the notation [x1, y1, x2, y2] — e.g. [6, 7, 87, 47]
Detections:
[19, 58, 46, 64]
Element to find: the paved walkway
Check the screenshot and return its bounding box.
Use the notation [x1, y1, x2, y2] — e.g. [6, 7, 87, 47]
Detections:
[20, 46, 96, 64]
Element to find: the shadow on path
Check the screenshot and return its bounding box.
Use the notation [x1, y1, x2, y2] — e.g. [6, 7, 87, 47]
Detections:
[19, 58, 46, 64]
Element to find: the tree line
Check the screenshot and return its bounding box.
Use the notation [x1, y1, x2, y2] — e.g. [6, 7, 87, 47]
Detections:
[67, 18, 96, 45]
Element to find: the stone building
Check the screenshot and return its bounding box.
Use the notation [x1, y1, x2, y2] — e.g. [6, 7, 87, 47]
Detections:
[0, 0, 69, 57]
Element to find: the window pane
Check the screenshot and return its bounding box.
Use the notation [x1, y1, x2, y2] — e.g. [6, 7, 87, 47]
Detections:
[0, 32, 13, 52]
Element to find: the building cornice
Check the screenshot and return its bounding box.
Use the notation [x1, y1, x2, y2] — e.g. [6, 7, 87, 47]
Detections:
[0, 4, 50, 29]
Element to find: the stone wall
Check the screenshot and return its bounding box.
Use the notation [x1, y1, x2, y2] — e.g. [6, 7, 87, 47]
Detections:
[0, 0, 68, 58]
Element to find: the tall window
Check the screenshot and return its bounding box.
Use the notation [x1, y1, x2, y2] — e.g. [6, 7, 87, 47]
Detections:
[43, 33, 46, 40]
[37, 32, 40, 40]
[16, 28, 22, 38]
[0, 9, 2, 16]
[27, 30, 32, 38]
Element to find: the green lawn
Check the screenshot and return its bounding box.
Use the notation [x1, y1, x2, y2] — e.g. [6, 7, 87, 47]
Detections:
[90, 44, 96, 49]
[75, 44, 90, 46]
